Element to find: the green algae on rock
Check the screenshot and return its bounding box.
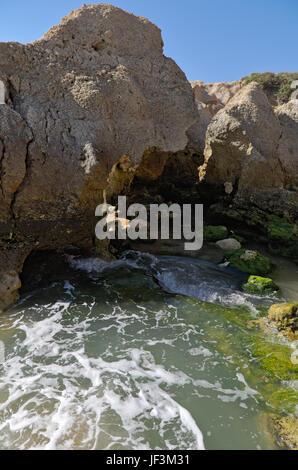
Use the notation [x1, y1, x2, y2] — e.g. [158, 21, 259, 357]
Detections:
[250, 339, 298, 383]
[203, 225, 228, 242]
[208, 204, 298, 261]
[185, 297, 298, 416]
[270, 415, 298, 450]
[266, 215, 298, 260]
[242, 275, 280, 295]
[225, 249, 271, 275]
[268, 303, 298, 341]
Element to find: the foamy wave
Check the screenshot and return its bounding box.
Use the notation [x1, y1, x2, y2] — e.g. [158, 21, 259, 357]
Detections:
[0, 299, 206, 450]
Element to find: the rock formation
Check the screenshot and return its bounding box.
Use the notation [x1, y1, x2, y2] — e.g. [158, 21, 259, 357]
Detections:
[199, 82, 298, 218]
[0, 3, 198, 311]
[268, 303, 298, 341]
[188, 80, 242, 151]
[0, 4, 297, 312]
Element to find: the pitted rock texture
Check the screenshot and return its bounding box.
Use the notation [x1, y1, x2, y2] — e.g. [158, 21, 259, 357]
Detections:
[0, 4, 198, 310]
[0, 247, 30, 313]
[275, 100, 298, 192]
[199, 82, 298, 217]
[0, 4, 197, 241]
[188, 80, 242, 152]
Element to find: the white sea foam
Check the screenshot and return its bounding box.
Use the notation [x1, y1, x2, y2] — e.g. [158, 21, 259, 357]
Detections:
[189, 347, 213, 357]
[0, 299, 207, 450]
[0, 252, 283, 450]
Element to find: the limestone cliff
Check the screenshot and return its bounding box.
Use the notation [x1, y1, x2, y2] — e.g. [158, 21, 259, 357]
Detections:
[199, 82, 298, 218]
[188, 80, 242, 151]
[0, 4, 297, 312]
[0, 3, 198, 310]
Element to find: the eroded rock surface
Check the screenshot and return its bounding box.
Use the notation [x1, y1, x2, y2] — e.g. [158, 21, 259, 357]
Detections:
[268, 303, 298, 341]
[0, 4, 198, 310]
[188, 80, 242, 152]
[0, 248, 29, 313]
[1, 4, 297, 312]
[199, 82, 298, 218]
[271, 416, 298, 450]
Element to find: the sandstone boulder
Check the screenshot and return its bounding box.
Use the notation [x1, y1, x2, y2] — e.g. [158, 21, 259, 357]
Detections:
[225, 249, 271, 275]
[0, 247, 30, 312]
[0, 4, 198, 310]
[275, 100, 298, 192]
[203, 225, 228, 242]
[268, 303, 298, 340]
[242, 275, 279, 296]
[271, 416, 298, 450]
[188, 80, 242, 151]
[216, 238, 241, 251]
[199, 82, 298, 218]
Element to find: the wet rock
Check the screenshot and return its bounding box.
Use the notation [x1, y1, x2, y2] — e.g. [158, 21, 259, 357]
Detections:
[242, 275, 279, 295]
[203, 225, 228, 242]
[271, 416, 298, 450]
[216, 238, 241, 251]
[225, 249, 271, 275]
[266, 215, 298, 260]
[127, 239, 225, 263]
[268, 303, 298, 340]
[0, 271, 21, 313]
[208, 204, 298, 261]
[0, 247, 30, 312]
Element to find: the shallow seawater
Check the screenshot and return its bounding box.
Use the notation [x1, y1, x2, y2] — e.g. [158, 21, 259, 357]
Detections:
[0, 251, 297, 450]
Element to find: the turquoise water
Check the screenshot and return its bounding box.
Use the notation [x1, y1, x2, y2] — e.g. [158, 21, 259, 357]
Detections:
[0, 251, 296, 450]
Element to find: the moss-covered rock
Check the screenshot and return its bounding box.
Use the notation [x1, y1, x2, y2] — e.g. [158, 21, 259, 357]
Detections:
[204, 225, 228, 242]
[267, 215, 297, 242]
[225, 249, 271, 275]
[251, 339, 298, 382]
[230, 232, 246, 244]
[268, 303, 298, 341]
[182, 296, 298, 420]
[242, 275, 279, 295]
[266, 215, 298, 259]
[208, 204, 298, 261]
[270, 416, 298, 450]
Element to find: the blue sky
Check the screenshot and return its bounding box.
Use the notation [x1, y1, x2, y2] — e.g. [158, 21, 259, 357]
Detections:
[1, 0, 297, 82]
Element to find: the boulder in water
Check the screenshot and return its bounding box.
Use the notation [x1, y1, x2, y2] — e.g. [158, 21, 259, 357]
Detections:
[242, 275, 279, 295]
[0, 271, 21, 314]
[268, 303, 298, 340]
[271, 416, 298, 450]
[225, 249, 271, 275]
